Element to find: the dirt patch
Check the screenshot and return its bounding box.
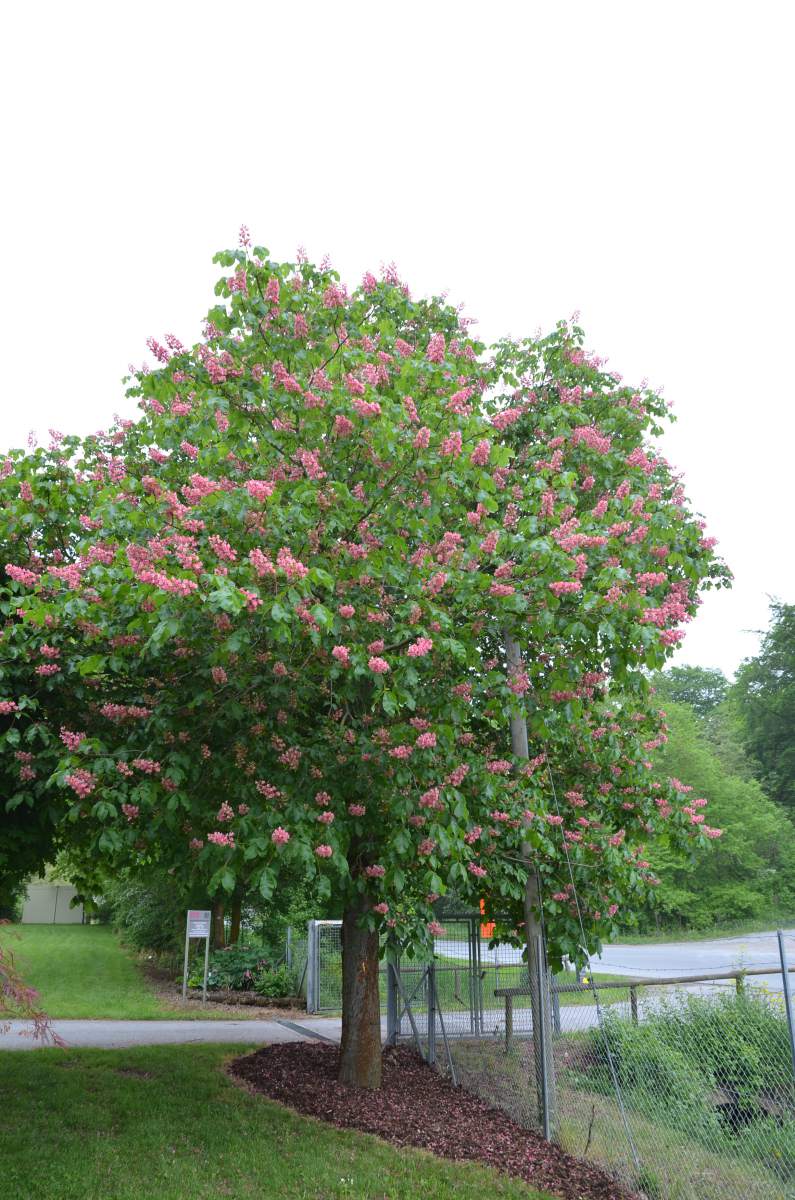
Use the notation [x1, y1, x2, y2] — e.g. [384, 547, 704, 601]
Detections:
[114, 1066, 154, 1079]
[230, 1043, 636, 1200]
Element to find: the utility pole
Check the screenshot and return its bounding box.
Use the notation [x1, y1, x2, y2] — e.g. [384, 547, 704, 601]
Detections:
[504, 631, 556, 1134]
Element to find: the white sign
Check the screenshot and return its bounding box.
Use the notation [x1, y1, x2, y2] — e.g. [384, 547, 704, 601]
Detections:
[187, 909, 212, 938]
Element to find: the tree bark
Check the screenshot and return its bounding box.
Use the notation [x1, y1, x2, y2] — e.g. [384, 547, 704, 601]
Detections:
[505, 631, 557, 1133]
[338, 895, 382, 1089]
[212, 899, 226, 948]
[229, 894, 242, 945]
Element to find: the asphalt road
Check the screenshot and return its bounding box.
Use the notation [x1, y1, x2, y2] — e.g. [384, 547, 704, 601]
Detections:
[438, 927, 795, 993]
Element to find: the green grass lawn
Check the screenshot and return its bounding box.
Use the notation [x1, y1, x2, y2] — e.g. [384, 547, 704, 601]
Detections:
[0, 925, 169, 1019]
[0, 1043, 554, 1200]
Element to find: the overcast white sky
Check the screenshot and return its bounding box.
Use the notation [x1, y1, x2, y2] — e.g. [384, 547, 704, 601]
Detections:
[1, 2, 792, 679]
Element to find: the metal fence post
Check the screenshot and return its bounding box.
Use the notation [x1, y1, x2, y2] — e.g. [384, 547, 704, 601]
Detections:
[286, 925, 292, 972]
[535, 934, 553, 1141]
[386, 957, 399, 1045]
[306, 919, 318, 1013]
[427, 963, 437, 1066]
[778, 930, 795, 1087]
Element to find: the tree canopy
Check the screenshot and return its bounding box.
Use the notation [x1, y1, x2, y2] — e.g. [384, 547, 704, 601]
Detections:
[0, 235, 729, 1083]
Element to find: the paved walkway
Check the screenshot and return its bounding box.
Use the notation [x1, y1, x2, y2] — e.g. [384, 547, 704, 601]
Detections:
[0, 1016, 347, 1051]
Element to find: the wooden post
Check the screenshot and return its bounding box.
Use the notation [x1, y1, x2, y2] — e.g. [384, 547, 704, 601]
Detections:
[630, 986, 638, 1025]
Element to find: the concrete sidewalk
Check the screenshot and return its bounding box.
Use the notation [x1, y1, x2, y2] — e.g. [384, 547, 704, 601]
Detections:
[0, 1016, 345, 1051]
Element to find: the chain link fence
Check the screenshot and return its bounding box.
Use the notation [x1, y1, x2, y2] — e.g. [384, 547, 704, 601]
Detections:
[301, 916, 795, 1196]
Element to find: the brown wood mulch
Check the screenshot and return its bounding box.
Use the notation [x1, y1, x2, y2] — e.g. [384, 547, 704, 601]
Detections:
[230, 1043, 636, 1200]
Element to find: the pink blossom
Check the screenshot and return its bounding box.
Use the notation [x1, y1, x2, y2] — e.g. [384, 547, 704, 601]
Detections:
[427, 921, 446, 937]
[0, 701, 19, 715]
[440, 430, 463, 458]
[189, 838, 204, 851]
[317, 810, 335, 824]
[5, 564, 39, 587]
[217, 802, 234, 822]
[65, 769, 96, 799]
[19, 481, 33, 501]
[426, 332, 445, 363]
[415, 732, 437, 749]
[413, 426, 431, 450]
[271, 827, 290, 846]
[121, 803, 139, 823]
[470, 439, 491, 466]
[332, 645, 351, 667]
[418, 838, 436, 856]
[334, 415, 354, 437]
[132, 758, 161, 774]
[315, 844, 333, 858]
[549, 580, 582, 597]
[368, 656, 390, 674]
[348, 803, 366, 817]
[365, 865, 386, 879]
[406, 636, 433, 658]
[207, 831, 235, 847]
[373, 902, 390, 915]
[212, 667, 228, 686]
[486, 760, 512, 775]
[338, 604, 355, 618]
[276, 547, 309, 580]
[467, 862, 487, 878]
[247, 480, 275, 501]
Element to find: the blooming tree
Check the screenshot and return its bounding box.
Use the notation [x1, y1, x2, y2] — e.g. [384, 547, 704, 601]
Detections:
[0, 234, 728, 1087]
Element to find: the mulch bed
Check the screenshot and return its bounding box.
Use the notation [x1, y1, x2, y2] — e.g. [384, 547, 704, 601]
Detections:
[141, 962, 306, 1020]
[231, 1043, 636, 1200]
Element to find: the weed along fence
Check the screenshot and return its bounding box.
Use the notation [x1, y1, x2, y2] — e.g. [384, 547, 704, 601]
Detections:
[304, 917, 795, 1199]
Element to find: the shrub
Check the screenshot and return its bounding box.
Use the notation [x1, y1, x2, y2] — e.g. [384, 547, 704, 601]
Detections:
[188, 944, 275, 991]
[106, 874, 192, 958]
[254, 963, 295, 998]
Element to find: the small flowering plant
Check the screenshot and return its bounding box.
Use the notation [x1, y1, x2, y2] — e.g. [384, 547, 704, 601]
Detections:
[0, 235, 728, 1083]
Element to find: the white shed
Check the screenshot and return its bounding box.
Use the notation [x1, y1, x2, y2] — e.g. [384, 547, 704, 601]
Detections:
[21, 882, 84, 924]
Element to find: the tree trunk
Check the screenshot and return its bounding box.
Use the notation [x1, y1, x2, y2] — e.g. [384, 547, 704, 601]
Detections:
[212, 899, 226, 948]
[338, 896, 382, 1089]
[505, 631, 557, 1133]
[229, 894, 242, 945]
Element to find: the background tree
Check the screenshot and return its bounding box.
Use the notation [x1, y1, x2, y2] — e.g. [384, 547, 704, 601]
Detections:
[732, 601, 795, 811]
[651, 664, 729, 716]
[643, 702, 795, 929]
[1, 236, 728, 1087]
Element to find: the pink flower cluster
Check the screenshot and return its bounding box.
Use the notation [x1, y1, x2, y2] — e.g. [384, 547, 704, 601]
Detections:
[132, 758, 160, 774]
[271, 827, 290, 845]
[406, 636, 433, 658]
[315, 844, 333, 858]
[66, 769, 96, 799]
[207, 831, 235, 847]
[121, 804, 139, 823]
